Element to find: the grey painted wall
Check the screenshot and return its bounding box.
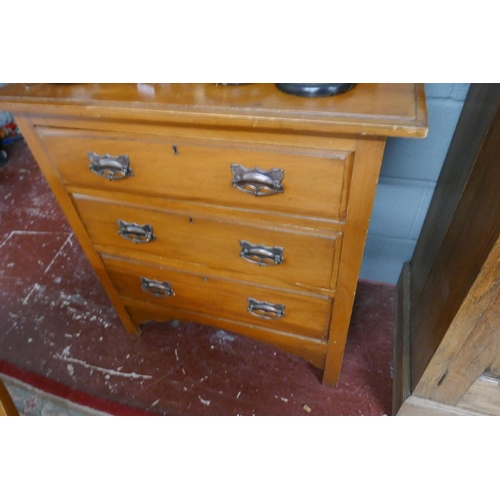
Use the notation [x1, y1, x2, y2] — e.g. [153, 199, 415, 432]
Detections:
[360, 83, 470, 284]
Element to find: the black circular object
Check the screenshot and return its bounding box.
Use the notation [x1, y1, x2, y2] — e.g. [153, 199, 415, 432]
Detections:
[276, 83, 355, 97]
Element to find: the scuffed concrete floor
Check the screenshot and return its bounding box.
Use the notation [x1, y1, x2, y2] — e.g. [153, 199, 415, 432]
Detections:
[0, 141, 396, 415]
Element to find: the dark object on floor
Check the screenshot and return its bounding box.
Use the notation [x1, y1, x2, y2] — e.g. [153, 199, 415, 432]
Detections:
[276, 83, 355, 97]
[0, 114, 23, 146]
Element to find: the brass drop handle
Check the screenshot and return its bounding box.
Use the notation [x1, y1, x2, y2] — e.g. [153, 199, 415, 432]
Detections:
[141, 277, 175, 297]
[239, 240, 284, 266]
[118, 220, 156, 244]
[88, 152, 133, 180]
[247, 298, 285, 320]
[231, 164, 284, 196]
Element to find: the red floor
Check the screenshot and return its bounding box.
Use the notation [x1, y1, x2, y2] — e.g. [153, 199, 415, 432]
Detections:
[0, 140, 396, 416]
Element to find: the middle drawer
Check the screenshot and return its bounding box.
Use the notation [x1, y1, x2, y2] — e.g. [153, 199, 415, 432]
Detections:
[72, 194, 341, 290]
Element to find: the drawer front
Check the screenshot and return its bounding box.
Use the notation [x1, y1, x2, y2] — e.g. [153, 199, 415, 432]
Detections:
[102, 255, 331, 340]
[73, 195, 340, 290]
[38, 128, 353, 221]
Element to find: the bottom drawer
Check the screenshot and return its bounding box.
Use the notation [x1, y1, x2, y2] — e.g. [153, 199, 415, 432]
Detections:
[101, 254, 331, 340]
[123, 298, 328, 370]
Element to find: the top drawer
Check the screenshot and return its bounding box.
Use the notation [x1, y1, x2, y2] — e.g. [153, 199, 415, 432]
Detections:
[37, 127, 354, 221]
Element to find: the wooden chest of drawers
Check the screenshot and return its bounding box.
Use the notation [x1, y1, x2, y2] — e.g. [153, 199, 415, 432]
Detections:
[0, 83, 427, 386]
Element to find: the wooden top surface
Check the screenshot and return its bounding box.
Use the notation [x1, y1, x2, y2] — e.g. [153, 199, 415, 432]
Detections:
[0, 83, 428, 138]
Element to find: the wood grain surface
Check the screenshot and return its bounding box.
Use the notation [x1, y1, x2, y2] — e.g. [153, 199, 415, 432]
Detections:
[0, 83, 427, 387]
[0, 83, 428, 138]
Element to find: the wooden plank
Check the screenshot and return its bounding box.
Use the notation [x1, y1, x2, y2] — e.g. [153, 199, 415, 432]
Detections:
[392, 261, 412, 416]
[414, 231, 500, 401]
[422, 285, 500, 405]
[322, 138, 386, 386]
[0, 379, 18, 416]
[457, 375, 500, 416]
[409, 84, 500, 387]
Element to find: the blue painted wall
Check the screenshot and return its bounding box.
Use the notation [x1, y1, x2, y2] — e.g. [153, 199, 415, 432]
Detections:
[360, 83, 470, 284]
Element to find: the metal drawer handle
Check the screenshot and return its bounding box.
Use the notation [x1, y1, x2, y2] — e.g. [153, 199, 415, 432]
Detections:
[118, 220, 156, 244]
[141, 277, 175, 297]
[231, 164, 284, 196]
[88, 152, 133, 180]
[247, 298, 285, 320]
[239, 240, 284, 266]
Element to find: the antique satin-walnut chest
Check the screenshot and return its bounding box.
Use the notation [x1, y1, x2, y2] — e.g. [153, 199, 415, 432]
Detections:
[0, 83, 428, 386]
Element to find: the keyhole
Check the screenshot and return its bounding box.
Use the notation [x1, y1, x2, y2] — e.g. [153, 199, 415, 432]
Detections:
[189, 218, 194, 224]
[172, 145, 179, 155]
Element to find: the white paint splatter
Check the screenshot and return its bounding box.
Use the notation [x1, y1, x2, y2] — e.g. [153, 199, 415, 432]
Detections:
[19, 235, 72, 305]
[199, 396, 210, 406]
[213, 330, 236, 343]
[54, 349, 152, 380]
